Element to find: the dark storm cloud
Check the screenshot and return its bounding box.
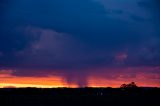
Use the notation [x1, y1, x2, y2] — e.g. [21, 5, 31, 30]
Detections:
[0, 0, 160, 73]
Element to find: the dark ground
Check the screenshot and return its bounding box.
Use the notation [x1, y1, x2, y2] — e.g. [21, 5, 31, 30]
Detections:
[0, 87, 159, 106]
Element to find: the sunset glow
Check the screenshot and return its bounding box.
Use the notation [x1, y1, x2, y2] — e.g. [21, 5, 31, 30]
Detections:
[1, 76, 159, 88]
[0, 67, 159, 88]
[0, 75, 78, 88]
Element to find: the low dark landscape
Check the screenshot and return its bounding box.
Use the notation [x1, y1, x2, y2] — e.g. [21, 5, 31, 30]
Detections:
[0, 87, 160, 106]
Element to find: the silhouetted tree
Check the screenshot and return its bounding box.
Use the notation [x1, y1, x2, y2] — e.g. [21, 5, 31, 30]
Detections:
[120, 84, 127, 88]
[127, 82, 138, 88]
[120, 82, 138, 88]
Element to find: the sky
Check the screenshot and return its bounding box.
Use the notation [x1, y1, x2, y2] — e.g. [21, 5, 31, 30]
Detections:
[0, 0, 160, 88]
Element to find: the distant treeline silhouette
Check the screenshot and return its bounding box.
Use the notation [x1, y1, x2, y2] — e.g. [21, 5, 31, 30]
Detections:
[0, 82, 159, 106]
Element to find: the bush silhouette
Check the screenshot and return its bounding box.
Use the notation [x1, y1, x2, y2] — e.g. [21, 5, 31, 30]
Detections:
[120, 82, 138, 88]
